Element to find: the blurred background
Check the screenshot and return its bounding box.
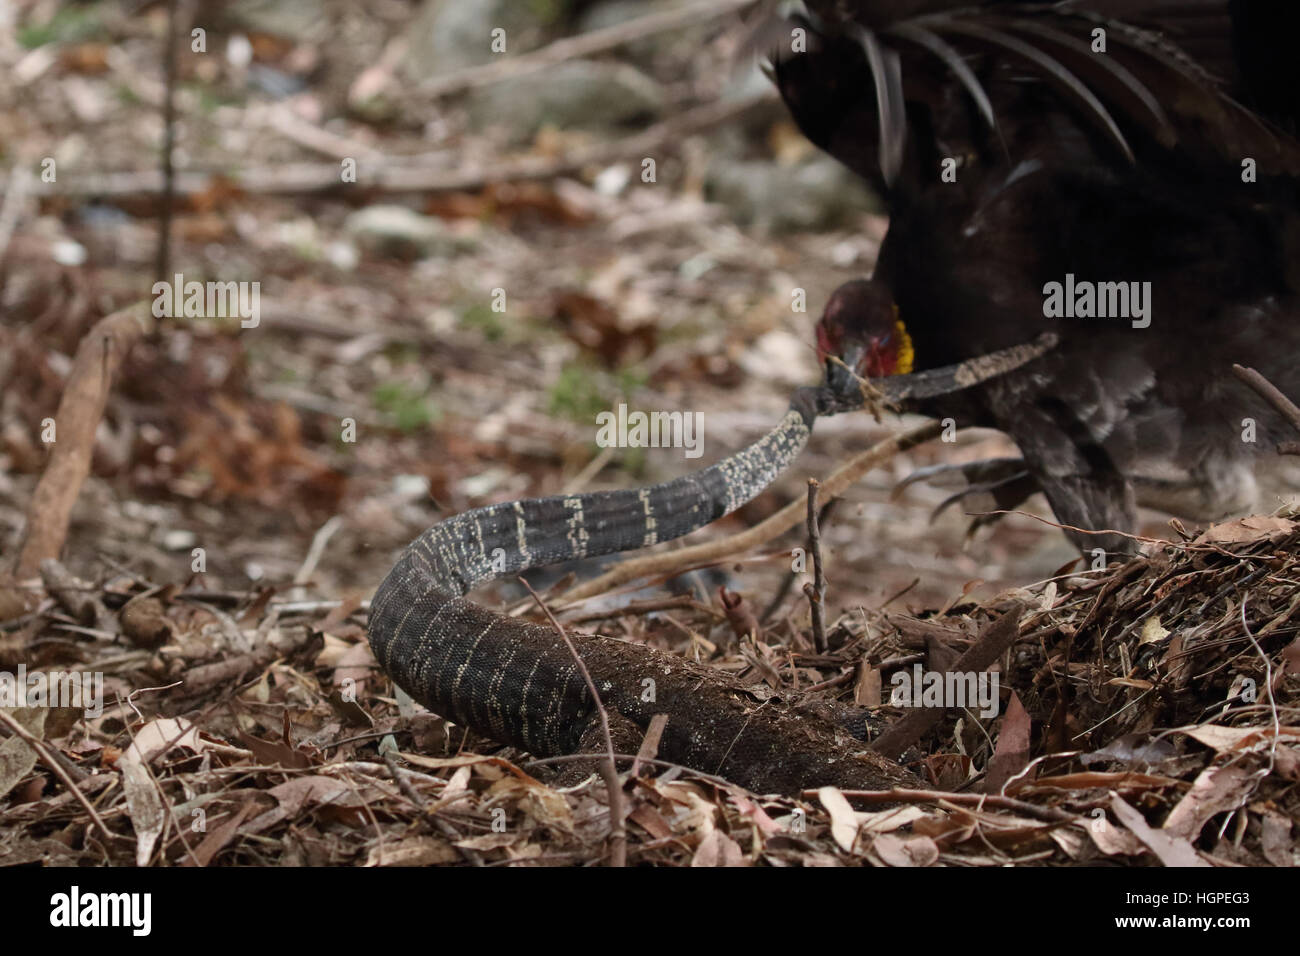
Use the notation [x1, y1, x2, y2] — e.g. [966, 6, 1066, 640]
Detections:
[0, 0, 1083, 618]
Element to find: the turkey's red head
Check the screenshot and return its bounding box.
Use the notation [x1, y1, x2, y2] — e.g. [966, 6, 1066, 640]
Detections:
[815, 279, 914, 393]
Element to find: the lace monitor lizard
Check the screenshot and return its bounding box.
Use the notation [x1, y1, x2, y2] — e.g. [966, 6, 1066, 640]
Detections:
[368, 335, 1055, 795]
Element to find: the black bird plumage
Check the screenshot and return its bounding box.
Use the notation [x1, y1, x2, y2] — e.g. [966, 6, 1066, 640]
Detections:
[767, 0, 1300, 553]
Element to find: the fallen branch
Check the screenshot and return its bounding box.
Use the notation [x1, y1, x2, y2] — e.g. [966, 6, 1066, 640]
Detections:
[13, 303, 154, 580]
[554, 421, 943, 608]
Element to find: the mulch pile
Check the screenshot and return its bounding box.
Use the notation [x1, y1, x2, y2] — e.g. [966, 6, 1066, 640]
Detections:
[2, 511, 1296, 867]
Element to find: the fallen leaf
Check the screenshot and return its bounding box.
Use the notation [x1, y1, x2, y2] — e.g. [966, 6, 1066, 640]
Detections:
[1193, 516, 1296, 545]
[1139, 616, 1171, 644]
[1260, 810, 1294, 867]
[1180, 724, 1300, 753]
[691, 829, 746, 867]
[818, 786, 860, 853]
[870, 832, 940, 867]
[985, 691, 1032, 794]
[1163, 763, 1257, 841]
[1109, 794, 1208, 867]
[366, 836, 460, 867]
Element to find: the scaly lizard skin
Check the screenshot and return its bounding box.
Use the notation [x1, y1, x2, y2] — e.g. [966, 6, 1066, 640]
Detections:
[368, 340, 1055, 794]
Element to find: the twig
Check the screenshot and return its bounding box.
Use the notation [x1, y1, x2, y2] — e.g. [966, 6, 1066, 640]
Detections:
[420, 0, 761, 97]
[0, 709, 114, 845]
[1232, 363, 1300, 454]
[804, 479, 828, 653]
[631, 714, 669, 781]
[554, 421, 943, 608]
[1238, 595, 1280, 782]
[13, 303, 155, 579]
[762, 498, 837, 624]
[380, 749, 425, 809]
[522, 752, 738, 793]
[518, 578, 626, 868]
[155, 0, 180, 281]
[293, 516, 344, 587]
[819, 786, 1077, 824]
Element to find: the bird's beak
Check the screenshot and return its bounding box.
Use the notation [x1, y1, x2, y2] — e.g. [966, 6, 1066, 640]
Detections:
[827, 342, 865, 394]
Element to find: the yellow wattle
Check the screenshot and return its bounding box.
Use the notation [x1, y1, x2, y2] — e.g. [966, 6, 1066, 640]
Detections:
[894, 319, 915, 375]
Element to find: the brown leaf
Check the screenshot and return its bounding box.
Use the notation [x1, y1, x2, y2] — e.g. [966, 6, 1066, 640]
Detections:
[1181, 724, 1300, 753]
[1083, 814, 1147, 857]
[0, 732, 40, 801]
[691, 830, 746, 867]
[854, 664, 882, 707]
[181, 800, 260, 867]
[984, 691, 1032, 794]
[365, 836, 460, 867]
[1163, 763, 1257, 841]
[818, 786, 861, 853]
[1193, 516, 1296, 545]
[1260, 810, 1295, 867]
[236, 730, 314, 769]
[870, 832, 940, 867]
[1109, 795, 1209, 867]
[628, 803, 674, 840]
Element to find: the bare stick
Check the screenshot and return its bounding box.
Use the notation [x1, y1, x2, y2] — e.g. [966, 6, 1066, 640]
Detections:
[813, 786, 1077, 824]
[762, 498, 836, 624]
[155, 0, 179, 280]
[1233, 364, 1300, 454]
[0, 709, 114, 845]
[804, 479, 828, 653]
[519, 578, 626, 868]
[555, 421, 942, 608]
[13, 303, 154, 579]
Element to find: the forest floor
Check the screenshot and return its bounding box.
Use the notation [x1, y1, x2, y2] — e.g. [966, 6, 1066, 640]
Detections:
[0, 0, 1296, 867]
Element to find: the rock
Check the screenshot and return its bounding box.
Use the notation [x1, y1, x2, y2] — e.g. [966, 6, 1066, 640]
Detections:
[344, 205, 475, 260]
[467, 60, 664, 144]
[705, 155, 881, 233]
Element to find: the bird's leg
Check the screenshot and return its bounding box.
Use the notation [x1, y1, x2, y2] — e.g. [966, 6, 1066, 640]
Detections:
[892, 457, 1041, 538]
[986, 389, 1140, 556]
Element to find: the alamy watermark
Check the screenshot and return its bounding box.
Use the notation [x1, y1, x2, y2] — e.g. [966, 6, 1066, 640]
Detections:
[49, 886, 150, 936]
[595, 404, 704, 459]
[890, 665, 1000, 719]
[0, 665, 103, 718]
[151, 273, 260, 328]
[1042, 273, 1151, 328]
